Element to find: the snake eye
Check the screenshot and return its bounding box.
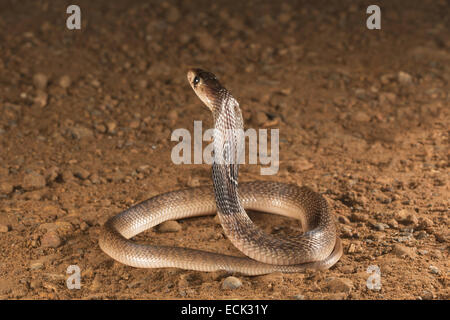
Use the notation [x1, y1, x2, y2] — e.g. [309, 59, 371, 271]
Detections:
[193, 76, 200, 86]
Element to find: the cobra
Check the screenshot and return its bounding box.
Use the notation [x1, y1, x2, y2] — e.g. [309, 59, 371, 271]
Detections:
[99, 69, 342, 275]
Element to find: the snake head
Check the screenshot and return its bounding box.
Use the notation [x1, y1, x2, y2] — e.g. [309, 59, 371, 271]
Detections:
[187, 68, 224, 112]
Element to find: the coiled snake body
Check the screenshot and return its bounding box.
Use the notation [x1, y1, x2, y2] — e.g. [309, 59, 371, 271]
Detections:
[99, 69, 342, 275]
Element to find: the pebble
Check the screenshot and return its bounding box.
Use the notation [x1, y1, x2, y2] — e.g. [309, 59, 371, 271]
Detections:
[418, 217, 433, 229]
[157, 220, 181, 233]
[222, 276, 242, 290]
[22, 172, 46, 191]
[397, 71, 412, 85]
[392, 244, 415, 258]
[106, 121, 117, 134]
[0, 224, 10, 233]
[29, 261, 44, 270]
[58, 75, 71, 89]
[353, 111, 371, 122]
[33, 73, 48, 90]
[394, 209, 418, 226]
[95, 123, 107, 133]
[40, 231, 62, 248]
[324, 277, 353, 293]
[292, 294, 305, 300]
[34, 90, 48, 107]
[421, 290, 434, 300]
[74, 167, 91, 180]
[89, 173, 101, 184]
[90, 275, 102, 291]
[350, 212, 368, 222]
[372, 222, 388, 231]
[129, 120, 140, 129]
[429, 265, 439, 275]
[288, 158, 314, 172]
[0, 181, 14, 194]
[45, 166, 60, 183]
[387, 218, 398, 229]
[61, 170, 75, 182]
[69, 126, 94, 139]
[380, 73, 395, 85]
[347, 243, 356, 253]
[338, 216, 350, 224]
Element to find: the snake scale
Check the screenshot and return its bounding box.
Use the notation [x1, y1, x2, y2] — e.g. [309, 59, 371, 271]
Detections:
[99, 69, 343, 275]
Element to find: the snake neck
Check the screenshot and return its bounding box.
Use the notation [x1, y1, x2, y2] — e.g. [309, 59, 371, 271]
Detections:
[211, 89, 245, 216]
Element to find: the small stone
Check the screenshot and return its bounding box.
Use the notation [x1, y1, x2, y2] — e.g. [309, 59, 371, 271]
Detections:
[394, 209, 418, 226]
[157, 220, 181, 233]
[380, 73, 395, 85]
[106, 121, 117, 134]
[373, 222, 387, 231]
[79, 221, 89, 231]
[350, 212, 368, 222]
[129, 120, 140, 129]
[292, 294, 305, 300]
[429, 265, 439, 275]
[59, 75, 71, 89]
[415, 230, 428, 239]
[89, 173, 101, 184]
[95, 123, 107, 133]
[222, 276, 242, 290]
[398, 71, 412, 85]
[137, 165, 150, 173]
[69, 126, 94, 139]
[0, 224, 10, 232]
[0, 181, 14, 194]
[91, 79, 101, 88]
[338, 216, 350, 224]
[392, 244, 415, 258]
[74, 167, 90, 180]
[324, 277, 353, 293]
[90, 275, 102, 291]
[29, 261, 44, 270]
[33, 73, 48, 90]
[388, 218, 398, 229]
[61, 170, 75, 183]
[340, 225, 353, 238]
[353, 111, 371, 122]
[421, 290, 434, 300]
[34, 90, 48, 107]
[288, 158, 314, 172]
[347, 243, 356, 253]
[418, 217, 433, 229]
[40, 231, 62, 248]
[45, 166, 60, 183]
[22, 172, 46, 191]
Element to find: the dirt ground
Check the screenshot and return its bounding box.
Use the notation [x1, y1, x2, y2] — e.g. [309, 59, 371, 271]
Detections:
[0, 0, 448, 300]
